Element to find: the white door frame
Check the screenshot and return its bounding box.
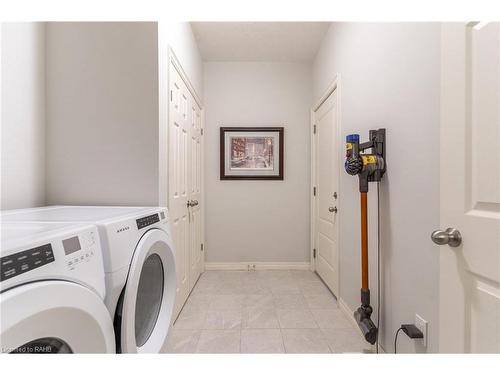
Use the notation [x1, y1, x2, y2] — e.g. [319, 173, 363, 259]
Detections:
[200, 107, 205, 272]
[159, 46, 205, 272]
[168, 48, 203, 109]
[310, 74, 341, 288]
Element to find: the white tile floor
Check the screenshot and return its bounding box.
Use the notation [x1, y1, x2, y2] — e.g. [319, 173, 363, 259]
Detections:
[163, 270, 374, 353]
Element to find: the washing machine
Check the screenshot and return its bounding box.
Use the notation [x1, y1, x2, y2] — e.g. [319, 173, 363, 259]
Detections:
[0, 221, 115, 353]
[1, 206, 177, 353]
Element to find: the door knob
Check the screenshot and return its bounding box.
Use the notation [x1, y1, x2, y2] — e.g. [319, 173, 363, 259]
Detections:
[329, 206, 338, 213]
[187, 200, 199, 207]
[431, 228, 462, 247]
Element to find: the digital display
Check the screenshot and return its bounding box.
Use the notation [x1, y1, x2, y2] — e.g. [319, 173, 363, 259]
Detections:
[136, 214, 160, 230]
[62, 236, 81, 256]
[0, 244, 54, 281]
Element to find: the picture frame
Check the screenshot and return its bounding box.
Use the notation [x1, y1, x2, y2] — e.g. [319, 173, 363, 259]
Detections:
[220, 127, 284, 180]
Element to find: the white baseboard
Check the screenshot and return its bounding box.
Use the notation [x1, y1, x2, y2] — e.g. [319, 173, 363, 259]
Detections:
[204, 262, 311, 271]
[338, 297, 384, 353]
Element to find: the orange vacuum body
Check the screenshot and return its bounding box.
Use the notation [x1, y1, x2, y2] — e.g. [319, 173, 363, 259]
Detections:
[345, 129, 386, 345]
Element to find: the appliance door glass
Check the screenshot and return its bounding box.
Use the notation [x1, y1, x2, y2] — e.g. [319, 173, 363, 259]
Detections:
[119, 228, 176, 353]
[134, 253, 164, 346]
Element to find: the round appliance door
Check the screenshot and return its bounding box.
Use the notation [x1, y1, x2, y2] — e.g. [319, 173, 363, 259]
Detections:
[119, 228, 176, 353]
[1, 281, 115, 353]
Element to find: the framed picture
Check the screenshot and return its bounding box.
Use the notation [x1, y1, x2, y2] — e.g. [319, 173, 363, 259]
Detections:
[220, 127, 284, 180]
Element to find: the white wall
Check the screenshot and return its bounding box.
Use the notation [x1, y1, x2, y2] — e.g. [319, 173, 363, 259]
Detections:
[1, 23, 46, 210]
[44, 22, 203, 207]
[204, 62, 311, 263]
[312, 23, 441, 353]
[45, 22, 159, 206]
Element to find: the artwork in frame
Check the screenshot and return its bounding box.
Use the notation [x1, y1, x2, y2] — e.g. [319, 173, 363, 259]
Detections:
[220, 127, 284, 180]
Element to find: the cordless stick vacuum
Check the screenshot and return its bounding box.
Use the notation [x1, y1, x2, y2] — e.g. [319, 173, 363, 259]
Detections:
[344, 129, 386, 345]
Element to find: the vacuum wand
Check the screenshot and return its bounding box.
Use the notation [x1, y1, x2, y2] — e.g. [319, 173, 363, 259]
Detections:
[361, 192, 369, 290]
[344, 129, 386, 345]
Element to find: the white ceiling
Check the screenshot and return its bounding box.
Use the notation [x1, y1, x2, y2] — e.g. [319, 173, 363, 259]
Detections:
[191, 22, 330, 62]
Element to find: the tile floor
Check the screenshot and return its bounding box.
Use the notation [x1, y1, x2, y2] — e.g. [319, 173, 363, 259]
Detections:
[163, 270, 374, 353]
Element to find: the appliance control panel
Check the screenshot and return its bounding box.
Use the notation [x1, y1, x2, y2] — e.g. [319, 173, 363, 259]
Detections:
[0, 244, 55, 282]
[65, 231, 97, 271]
[136, 213, 160, 230]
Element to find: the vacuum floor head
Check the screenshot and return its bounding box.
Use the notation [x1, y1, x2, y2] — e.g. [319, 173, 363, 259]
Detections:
[354, 305, 378, 345]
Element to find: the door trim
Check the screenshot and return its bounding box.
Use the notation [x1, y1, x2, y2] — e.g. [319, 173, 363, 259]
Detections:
[439, 22, 464, 352]
[200, 107, 205, 272]
[168, 47, 203, 109]
[313, 75, 340, 112]
[310, 75, 341, 292]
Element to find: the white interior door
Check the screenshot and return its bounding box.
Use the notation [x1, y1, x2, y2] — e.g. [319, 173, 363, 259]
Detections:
[169, 63, 190, 318]
[188, 100, 203, 290]
[439, 22, 500, 353]
[313, 90, 339, 296]
[168, 59, 204, 318]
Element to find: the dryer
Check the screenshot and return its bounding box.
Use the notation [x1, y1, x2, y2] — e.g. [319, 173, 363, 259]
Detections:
[0, 221, 115, 353]
[1, 206, 177, 354]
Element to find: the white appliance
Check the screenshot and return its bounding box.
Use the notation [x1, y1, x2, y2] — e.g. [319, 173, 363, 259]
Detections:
[0, 221, 115, 353]
[1, 206, 176, 354]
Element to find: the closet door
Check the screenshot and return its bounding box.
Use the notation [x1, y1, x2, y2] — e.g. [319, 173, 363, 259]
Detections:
[168, 60, 204, 318]
[188, 103, 203, 291]
[168, 64, 190, 318]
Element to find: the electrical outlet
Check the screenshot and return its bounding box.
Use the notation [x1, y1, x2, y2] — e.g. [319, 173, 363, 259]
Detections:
[415, 314, 428, 347]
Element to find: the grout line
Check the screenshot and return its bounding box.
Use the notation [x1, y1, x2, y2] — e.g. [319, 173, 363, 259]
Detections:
[185, 270, 357, 353]
[239, 324, 242, 353]
[279, 324, 287, 353]
[239, 307, 244, 353]
[192, 330, 202, 354]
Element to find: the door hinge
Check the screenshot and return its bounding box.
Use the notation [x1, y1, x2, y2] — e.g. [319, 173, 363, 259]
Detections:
[170, 90, 173, 102]
[313, 124, 317, 134]
[201, 128, 204, 136]
[313, 186, 317, 196]
[313, 248, 316, 259]
[201, 243, 204, 251]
